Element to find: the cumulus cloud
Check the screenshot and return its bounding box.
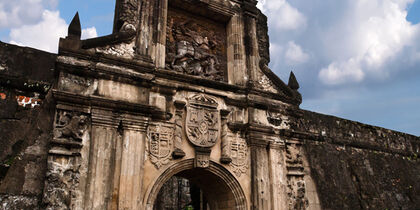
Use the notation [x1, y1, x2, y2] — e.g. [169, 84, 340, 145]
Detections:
[5, 2, 98, 53]
[319, 58, 365, 85]
[284, 41, 309, 65]
[82, 27, 98, 40]
[318, 0, 419, 85]
[9, 10, 67, 53]
[0, 0, 57, 29]
[257, 0, 306, 31]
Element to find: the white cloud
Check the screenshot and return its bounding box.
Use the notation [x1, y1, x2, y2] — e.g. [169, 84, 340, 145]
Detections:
[8, 10, 98, 53]
[284, 41, 309, 64]
[82, 27, 98, 40]
[319, 58, 365, 85]
[318, 0, 419, 85]
[9, 10, 67, 53]
[257, 0, 306, 31]
[0, 0, 57, 29]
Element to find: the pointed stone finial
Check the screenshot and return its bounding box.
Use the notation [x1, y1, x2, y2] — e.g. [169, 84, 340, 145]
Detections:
[288, 71, 300, 90]
[68, 12, 81, 39]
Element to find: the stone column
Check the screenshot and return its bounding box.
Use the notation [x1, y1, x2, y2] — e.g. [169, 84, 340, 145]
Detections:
[84, 108, 120, 210]
[249, 135, 272, 210]
[118, 114, 149, 209]
[227, 14, 247, 86]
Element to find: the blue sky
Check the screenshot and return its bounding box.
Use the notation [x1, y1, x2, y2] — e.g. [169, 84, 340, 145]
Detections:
[0, 0, 419, 136]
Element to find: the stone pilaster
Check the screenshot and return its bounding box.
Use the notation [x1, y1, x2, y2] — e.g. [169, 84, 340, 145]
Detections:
[118, 114, 149, 209]
[84, 108, 120, 210]
[268, 141, 289, 210]
[248, 133, 272, 210]
[227, 13, 247, 86]
[136, 0, 168, 67]
[243, 5, 259, 85]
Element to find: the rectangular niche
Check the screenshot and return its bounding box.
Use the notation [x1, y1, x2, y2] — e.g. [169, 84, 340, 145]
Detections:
[165, 7, 228, 82]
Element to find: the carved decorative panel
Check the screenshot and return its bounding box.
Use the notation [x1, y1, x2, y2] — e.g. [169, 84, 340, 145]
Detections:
[147, 123, 175, 169]
[44, 110, 89, 209]
[229, 134, 248, 177]
[166, 8, 227, 81]
[186, 94, 219, 148]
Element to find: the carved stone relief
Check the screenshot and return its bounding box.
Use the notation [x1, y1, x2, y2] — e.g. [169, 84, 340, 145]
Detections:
[287, 177, 308, 210]
[286, 143, 303, 169]
[229, 133, 248, 177]
[147, 123, 175, 169]
[51, 111, 89, 155]
[59, 73, 98, 96]
[186, 94, 219, 148]
[44, 110, 89, 209]
[166, 8, 227, 81]
[220, 109, 232, 163]
[285, 141, 308, 210]
[43, 158, 81, 210]
[96, 41, 136, 59]
[257, 68, 278, 93]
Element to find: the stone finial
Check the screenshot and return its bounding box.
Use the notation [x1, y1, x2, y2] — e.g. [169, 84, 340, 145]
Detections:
[288, 71, 300, 90]
[68, 12, 81, 39]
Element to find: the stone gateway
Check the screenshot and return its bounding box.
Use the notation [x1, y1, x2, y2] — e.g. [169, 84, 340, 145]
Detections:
[0, 0, 419, 210]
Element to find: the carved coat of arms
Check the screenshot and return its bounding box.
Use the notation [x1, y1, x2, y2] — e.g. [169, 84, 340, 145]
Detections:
[147, 123, 174, 169]
[186, 94, 219, 148]
[230, 134, 248, 177]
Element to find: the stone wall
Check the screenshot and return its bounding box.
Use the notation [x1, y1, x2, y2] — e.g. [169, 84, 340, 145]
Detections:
[298, 110, 420, 209]
[0, 41, 56, 209]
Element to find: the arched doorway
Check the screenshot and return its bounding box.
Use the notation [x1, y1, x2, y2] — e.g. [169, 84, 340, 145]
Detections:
[146, 159, 247, 210]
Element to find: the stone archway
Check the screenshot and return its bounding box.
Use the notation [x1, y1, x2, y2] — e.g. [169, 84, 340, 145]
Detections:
[146, 159, 247, 210]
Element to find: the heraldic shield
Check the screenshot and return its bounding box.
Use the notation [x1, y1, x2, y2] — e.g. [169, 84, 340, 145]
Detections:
[147, 123, 174, 169]
[186, 94, 220, 148]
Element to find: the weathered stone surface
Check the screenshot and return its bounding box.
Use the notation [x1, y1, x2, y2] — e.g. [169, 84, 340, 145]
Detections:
[0, 195, 40, 210]
[165, 8, 227, 81]
[299, 110, 420, 209]
[1, 1, 419, 210]
[0, 42, 56, 209]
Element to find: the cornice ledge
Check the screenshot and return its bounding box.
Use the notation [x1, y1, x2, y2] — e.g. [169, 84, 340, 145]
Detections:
[52, 90, 169, 120]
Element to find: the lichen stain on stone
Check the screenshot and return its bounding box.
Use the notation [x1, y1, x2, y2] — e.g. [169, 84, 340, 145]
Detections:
[16, 96, 41, 108]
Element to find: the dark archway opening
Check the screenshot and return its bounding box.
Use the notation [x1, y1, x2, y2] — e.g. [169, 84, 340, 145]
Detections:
[153, 168, 236, 210]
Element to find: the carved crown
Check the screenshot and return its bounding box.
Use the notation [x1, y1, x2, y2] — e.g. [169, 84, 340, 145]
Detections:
[188, 94, 218, 108]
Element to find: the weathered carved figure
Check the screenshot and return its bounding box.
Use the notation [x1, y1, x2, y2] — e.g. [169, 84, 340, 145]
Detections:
[54, 111, 88, 142]
[166, 9, 226, 81]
